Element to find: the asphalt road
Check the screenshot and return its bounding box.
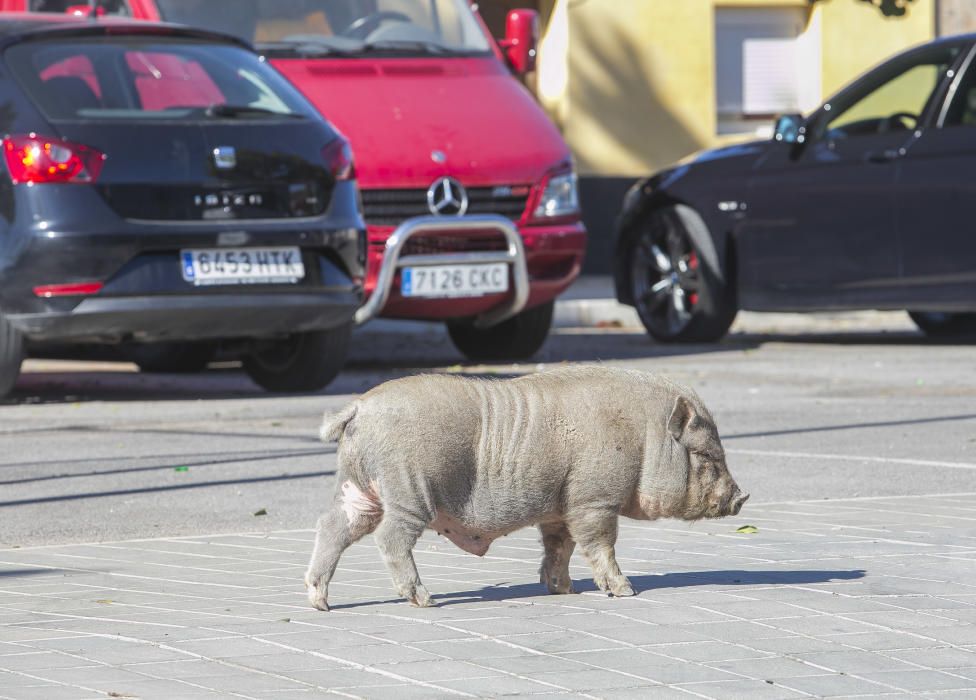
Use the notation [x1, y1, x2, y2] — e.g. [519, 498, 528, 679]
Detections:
[2, 311, 974, 547]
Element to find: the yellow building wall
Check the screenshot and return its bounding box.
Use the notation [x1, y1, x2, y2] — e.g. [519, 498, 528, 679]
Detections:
[819, 0, 935, 99]
[537, 0, 935, 179]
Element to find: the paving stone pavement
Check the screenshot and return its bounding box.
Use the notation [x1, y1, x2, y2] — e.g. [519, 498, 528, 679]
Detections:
[1, 493, 975, 698]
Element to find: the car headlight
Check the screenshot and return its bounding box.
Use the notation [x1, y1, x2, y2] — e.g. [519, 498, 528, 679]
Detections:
[533, 170, 580, 219]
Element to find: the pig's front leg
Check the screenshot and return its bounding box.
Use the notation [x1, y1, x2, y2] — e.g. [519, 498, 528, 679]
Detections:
[374, 515, 433, 607]
[567, 509, 635, 598]
[539, 521, 576, 594]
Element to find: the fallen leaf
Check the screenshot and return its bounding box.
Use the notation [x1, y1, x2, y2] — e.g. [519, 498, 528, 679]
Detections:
[96, 599, 113, 605]
[174, 466, 189, 473]
[253, 508, 267, 516]
[735, 525, 759, 534]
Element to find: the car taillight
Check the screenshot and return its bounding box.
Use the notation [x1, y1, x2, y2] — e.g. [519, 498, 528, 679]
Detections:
[2, 134, 106, 185]
[322, 137, 355, 181]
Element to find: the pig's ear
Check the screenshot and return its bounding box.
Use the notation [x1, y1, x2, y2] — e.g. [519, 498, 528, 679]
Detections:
[668, 395, 697, 444]
[668, 395, 709, 450]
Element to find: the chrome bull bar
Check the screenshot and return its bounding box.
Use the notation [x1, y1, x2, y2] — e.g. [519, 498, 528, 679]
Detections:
[354, 215, 529, 328]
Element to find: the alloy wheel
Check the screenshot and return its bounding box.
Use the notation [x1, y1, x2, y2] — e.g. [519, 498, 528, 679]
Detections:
[631, 220, 701, 338]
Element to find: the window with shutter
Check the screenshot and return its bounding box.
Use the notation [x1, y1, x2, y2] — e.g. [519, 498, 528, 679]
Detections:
[715, 7, 818, 135]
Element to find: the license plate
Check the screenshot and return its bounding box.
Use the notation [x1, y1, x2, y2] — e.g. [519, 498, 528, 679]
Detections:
[180, 247, 304, 286]
[401, 263, 508, 298]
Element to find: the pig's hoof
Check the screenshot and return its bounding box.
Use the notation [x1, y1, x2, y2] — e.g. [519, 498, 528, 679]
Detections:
[408, 585, 435, 608]
[307, 588, 330, 611]
[545, 577, 576, 594]
[305, 574, 330, 611]
[611, 581, 636, 598]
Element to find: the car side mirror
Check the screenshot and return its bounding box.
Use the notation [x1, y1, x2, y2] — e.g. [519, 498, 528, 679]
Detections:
[773, 113, 806, 144]
[499, 9, 539, 75]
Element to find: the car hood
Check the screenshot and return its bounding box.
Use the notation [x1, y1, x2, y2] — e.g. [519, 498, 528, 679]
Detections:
[270, 56, 571, 190]
[680, 140, 768, 168]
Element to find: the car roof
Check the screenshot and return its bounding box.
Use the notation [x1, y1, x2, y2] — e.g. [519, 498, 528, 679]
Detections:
[928, 32, 976, 47]
[0, 12, 251, 51]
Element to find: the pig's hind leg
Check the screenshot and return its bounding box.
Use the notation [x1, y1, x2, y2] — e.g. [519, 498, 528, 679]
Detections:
[305, 480, 383, 611]
[374, 513, 434, 607]
[567, 509, 635, 598]
[539, 521, 576, 594]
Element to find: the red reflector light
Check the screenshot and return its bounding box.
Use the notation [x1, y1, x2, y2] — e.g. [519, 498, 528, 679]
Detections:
[33, 282, 104, 298]
[3, 134, 106, 185]
[322, 137, 355, 181]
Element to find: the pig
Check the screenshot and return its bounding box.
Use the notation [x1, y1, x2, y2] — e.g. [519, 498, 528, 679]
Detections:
[305, 365, 747, 610]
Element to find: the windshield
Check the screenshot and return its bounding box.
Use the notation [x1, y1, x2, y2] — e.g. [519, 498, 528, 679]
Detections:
[6, 37, 316, 121]
[155, 0, 493, 55]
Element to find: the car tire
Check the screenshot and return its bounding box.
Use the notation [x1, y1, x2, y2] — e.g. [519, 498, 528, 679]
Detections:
[243, 323, 351, 393]
[626, 206, 737, 343]
[908, 311, 976, 337]
[128, 342, 217, 373]
[0, 313, 23, 398]
[446, 301, 553, 362]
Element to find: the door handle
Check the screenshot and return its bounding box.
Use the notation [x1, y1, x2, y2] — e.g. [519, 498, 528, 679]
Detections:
[865, 148, 903, 164]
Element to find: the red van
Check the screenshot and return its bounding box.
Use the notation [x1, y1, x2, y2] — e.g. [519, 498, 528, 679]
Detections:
[13, 0, 587, 361]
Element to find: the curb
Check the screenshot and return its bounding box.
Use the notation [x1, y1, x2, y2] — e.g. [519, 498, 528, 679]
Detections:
[552, 297, 640, 328]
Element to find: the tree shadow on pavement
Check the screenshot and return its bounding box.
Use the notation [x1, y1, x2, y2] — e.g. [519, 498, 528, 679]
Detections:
[0, 568, 59, 578]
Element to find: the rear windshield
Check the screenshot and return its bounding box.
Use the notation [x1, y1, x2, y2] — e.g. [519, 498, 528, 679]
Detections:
[29, 0, 130, 15]
[155, 0, 492, 55]
[5, 37, 317, 121]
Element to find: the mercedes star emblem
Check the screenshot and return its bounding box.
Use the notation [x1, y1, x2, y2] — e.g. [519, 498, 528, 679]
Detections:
[426, 176, 468, 216]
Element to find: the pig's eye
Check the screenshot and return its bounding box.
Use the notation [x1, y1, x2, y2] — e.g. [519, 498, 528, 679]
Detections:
[696, 460, 720, 480]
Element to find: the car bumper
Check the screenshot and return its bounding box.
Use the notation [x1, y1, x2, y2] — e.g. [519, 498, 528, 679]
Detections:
[10, 289, 361, 343]
[0, 206, 365, 343]
[364, 220, 586, 321]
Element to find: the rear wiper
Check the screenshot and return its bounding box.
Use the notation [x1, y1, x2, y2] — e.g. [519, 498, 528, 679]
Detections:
[205, 104, 304, 119]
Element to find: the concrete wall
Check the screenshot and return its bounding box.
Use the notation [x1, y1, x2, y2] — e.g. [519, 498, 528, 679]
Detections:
[937, 0, 976, 35]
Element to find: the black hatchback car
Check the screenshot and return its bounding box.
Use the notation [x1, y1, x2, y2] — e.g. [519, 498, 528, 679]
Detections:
[0, 14, 364, 395]
[615, 35, 976, 343]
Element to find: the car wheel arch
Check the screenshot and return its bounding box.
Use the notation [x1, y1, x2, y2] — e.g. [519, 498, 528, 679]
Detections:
[614, 197, 731, 307]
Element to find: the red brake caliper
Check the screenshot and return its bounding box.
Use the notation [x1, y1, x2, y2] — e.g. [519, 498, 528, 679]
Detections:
[687, 252, 699, 307]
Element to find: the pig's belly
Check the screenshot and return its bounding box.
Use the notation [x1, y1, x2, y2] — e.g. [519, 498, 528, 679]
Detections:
[428, 512, 514, 557]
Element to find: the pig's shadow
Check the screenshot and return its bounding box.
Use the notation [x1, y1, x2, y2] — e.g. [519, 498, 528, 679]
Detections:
[328, 569, 866, 609]
[435, 568, 866, 605]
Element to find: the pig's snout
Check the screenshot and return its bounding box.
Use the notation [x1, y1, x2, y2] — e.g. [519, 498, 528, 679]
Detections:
[729, 491, 749, 516]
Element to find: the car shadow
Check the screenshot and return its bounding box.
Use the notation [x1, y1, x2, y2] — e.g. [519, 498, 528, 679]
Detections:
[327, 568, 867, 610]
[727, 327, 973, 346]
[5, 320, 965, 405]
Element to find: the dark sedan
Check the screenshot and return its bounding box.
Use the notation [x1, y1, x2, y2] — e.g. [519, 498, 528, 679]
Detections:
[0, 15, 364, 395]
[615, 35, 976, 342]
